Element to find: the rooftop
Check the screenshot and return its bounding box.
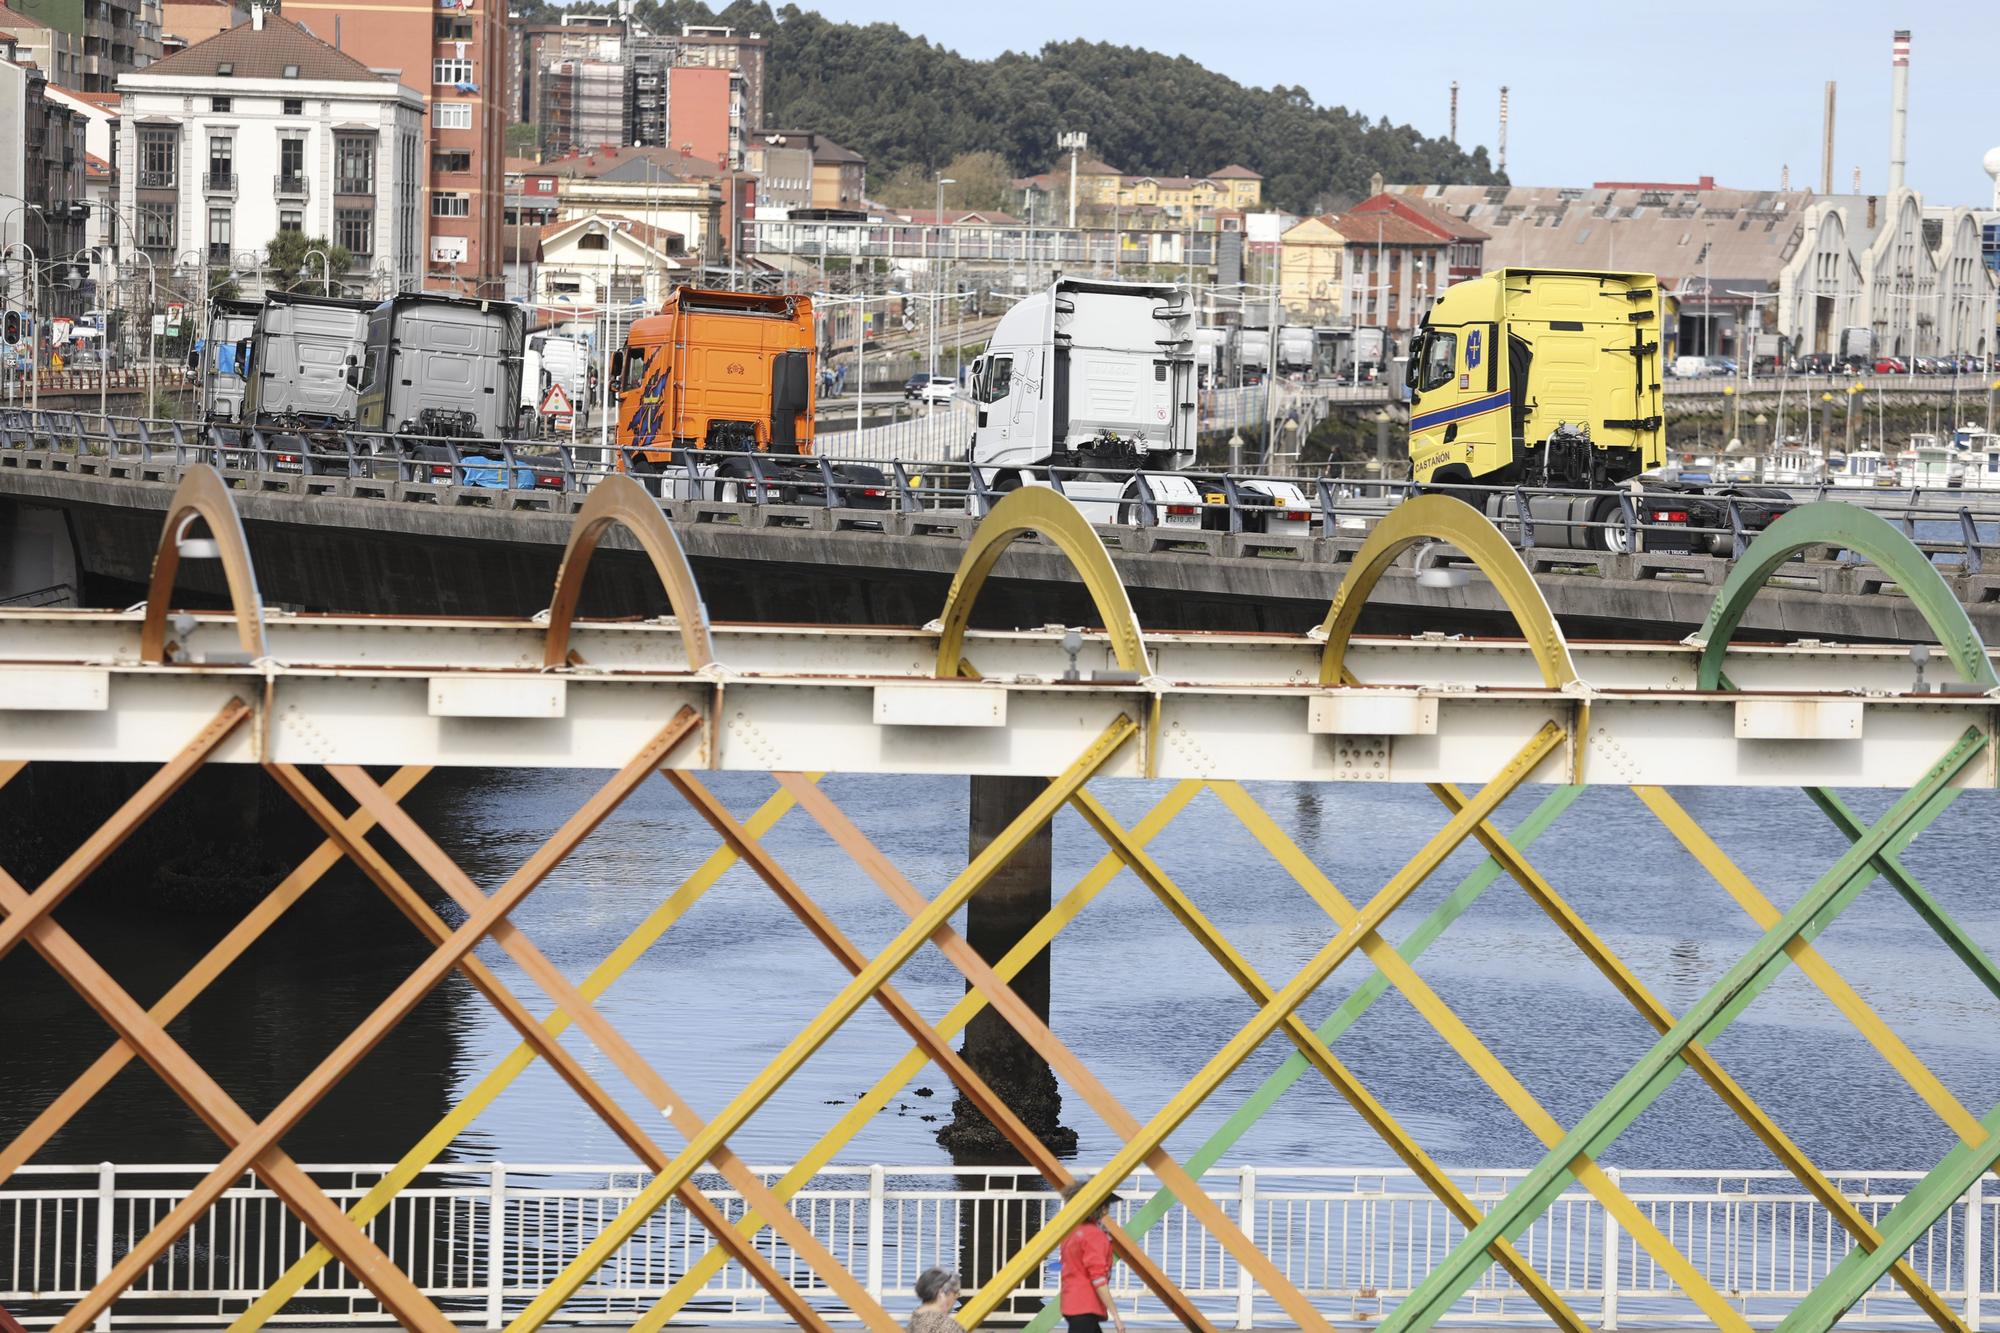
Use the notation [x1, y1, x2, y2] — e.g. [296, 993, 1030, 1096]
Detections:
[530, 144, 722, 181]
[135, 15, 396, 84]
[1387, 182, 1816, 286]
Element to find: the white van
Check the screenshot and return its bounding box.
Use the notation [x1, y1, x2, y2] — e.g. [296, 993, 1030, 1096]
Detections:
[1671, 355, 1710, 379]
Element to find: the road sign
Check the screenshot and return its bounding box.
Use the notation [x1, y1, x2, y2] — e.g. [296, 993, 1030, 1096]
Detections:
[165, 302, 184, 333]
[539, 382, 573, 418]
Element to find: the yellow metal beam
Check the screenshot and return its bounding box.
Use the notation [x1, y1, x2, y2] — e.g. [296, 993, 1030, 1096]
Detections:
[508, 716, 1137, 1332]
[954, 722, 1563, 1328]
[1436, 781, 1966, 1333]
[625, 780, 1205, 1332]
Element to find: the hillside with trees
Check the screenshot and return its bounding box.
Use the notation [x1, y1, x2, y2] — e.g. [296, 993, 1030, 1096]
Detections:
[518, 0, 1503, 212]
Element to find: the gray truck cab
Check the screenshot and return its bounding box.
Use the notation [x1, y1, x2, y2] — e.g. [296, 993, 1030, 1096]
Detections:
[197, 297, 260, 424]
[354, 293, 528, 441]
[240, 292, 374, 428]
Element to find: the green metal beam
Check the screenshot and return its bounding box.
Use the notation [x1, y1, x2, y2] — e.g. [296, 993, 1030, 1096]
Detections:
[1386, 728, 1985, 1333]
[1016, 784, 1588, 1333]
[1809, 788, 2000, 1006]
[1688, 501, 2000, 692]
[1776, 1102, 2000, 1333]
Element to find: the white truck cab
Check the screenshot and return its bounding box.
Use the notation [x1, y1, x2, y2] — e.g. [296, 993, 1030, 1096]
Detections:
[965, 278, 1310, 532]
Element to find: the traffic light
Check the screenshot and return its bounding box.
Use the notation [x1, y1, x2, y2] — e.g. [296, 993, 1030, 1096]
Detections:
[3, 311, 18, 346]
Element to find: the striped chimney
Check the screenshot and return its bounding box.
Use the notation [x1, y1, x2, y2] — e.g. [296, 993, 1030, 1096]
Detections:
[1888, 29, 1910, 194]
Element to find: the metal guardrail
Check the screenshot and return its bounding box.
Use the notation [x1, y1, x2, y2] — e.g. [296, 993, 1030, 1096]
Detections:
[1, 1162, 1990, 1328]
[5, 408, 2000, 576]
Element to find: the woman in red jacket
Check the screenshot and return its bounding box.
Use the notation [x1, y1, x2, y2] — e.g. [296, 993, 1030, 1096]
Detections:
[1056, 1178, 1127, 1333]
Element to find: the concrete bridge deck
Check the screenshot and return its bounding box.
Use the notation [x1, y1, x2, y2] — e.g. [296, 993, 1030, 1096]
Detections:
[3, 458, 1996, 647]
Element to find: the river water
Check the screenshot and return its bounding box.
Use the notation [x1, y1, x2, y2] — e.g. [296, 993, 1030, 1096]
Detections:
[6, 770, 2000, 1176]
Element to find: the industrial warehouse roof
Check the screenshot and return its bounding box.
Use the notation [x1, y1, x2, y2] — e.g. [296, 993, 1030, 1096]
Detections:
[1387, 182, 1815, 288]
[137, 15, 398, 83]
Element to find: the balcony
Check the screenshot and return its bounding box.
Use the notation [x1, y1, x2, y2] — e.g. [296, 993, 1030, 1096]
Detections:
[207, 241, 230, 262]
[274, 174, 309, 199]
[203, 170, 235, 194]
[137, 169, 174, 189]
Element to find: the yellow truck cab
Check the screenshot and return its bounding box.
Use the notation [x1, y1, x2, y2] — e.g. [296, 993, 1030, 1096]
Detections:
[1405, 268, 1666, 491]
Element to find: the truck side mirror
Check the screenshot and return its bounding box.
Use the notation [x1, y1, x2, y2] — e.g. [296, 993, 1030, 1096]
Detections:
[609, 349, 624, 380]
[343, 353, 360, 389]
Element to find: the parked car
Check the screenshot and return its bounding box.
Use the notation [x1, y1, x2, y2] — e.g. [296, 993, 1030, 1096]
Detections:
[1671, 355, 1709, 379]
[918, 376, 957, 405]
[904, 372, 940, 400]
[1706, 356, 1738, 376]
[1874, 357, 1908, 374]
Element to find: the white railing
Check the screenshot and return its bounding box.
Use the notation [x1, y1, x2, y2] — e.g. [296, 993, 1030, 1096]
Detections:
[3, 1164, 1993, 1329]
[813, 400, 975, 465]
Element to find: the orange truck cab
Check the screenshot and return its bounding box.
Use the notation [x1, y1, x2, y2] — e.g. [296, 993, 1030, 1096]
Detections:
[612, 287, 887, 505]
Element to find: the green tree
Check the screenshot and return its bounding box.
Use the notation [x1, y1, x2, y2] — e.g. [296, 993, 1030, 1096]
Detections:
[262, 233, 352, 297]
[505, 121, 539, 156]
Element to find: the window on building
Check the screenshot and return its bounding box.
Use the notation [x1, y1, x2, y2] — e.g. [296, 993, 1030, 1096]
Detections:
[279, 209, 302, 234]
[278, 136, 305, 185]
[578, 231, 608, 250]
[335, 134, 374, 193]
[282, 97, 303, 115]
[210, 95, 231, 112]
[137, 203, 172, 252]
[434, 102, 471, 130]
[206, 135, 232, 188]
[336, 207, 372, 257]
[137, 127, 175, 187]
[433, 16, 471, 38]
[432, 192, 469, 217]
[432, 150, 471, 173]
[432, 57, 473, 85]
[207, 207, 230, 261]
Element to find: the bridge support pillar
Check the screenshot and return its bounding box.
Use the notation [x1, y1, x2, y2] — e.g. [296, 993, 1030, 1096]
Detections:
[0, 499, 79, 607]
[942, 774, 1073, 1317]
[937, 773, 1074, 1160]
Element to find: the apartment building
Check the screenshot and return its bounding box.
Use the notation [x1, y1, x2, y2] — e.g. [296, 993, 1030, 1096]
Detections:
[744, 130, 863, 212]
[285, 0, 505, 293]
[0, 38, 87, 312]
[672, 24, 763, 140]
[116, 15, 424, 294]
[8, 0, 162, 94]
[2, 6, 83, 87]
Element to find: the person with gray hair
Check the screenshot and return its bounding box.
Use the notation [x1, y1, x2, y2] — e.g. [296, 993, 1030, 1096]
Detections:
[908, 1265, 960, 1331]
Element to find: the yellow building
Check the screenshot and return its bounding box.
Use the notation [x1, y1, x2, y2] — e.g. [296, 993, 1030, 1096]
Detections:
[1279, 215, 1345, 319]
[1024, 159, 1262, 223]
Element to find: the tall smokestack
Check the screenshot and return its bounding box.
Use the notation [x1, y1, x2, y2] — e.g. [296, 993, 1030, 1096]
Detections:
[1888, 30, 1910, 194]
[1449, 80, 1459, 144]
[1820, 81, 1835, 195]
[1498, 85, 1508, 174]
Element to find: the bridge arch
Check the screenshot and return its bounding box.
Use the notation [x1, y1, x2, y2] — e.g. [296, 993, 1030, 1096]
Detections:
[1690, 500, 1999, 691]
[139, 463, 266, 665]
[544, 474, 714, 671]
[1317, 494, 1577, 688]
[934, 487, 1149, 679]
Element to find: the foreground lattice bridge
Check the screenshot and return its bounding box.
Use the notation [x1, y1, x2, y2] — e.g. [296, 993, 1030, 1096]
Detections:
[2, 466, 1999, 1331]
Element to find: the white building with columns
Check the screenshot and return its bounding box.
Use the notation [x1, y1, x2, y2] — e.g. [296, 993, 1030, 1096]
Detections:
[1778, 188, 1997, 359]
[114, 13, 424, 296]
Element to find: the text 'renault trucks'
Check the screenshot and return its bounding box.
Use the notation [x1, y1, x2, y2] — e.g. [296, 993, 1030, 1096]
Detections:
[1406, 267, 1784, 551]
[611, 287, 886, 504]
[239, 291, 375, 473]
[966, 277, 1311, 530]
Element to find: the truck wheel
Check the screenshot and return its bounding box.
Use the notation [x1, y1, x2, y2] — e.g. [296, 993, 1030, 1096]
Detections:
[1591, 497, 1634, 553]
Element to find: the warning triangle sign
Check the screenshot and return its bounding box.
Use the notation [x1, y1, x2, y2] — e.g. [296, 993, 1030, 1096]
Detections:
[539, 383, 574, 416]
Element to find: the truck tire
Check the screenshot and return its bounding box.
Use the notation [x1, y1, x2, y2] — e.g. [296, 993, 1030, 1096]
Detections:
[1591, 497, 1634, 553]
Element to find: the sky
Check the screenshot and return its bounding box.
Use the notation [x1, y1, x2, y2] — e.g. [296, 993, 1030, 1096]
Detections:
[791, 0, 2000, 208]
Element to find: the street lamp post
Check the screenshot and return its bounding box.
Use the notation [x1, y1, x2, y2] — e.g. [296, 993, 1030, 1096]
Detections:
[299, 248, 332, 296]
[71, 247, 108, 419]
[931, 175, 954, 379]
